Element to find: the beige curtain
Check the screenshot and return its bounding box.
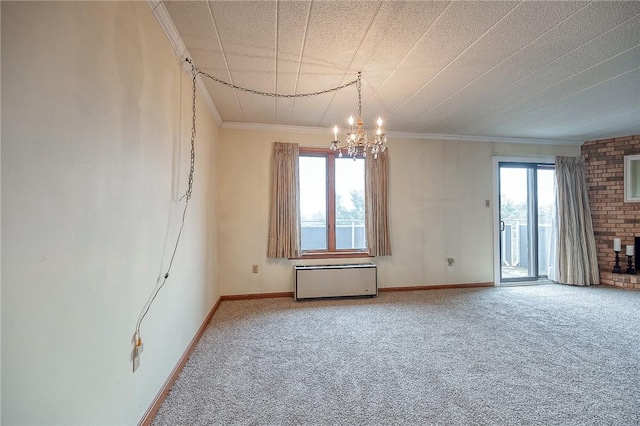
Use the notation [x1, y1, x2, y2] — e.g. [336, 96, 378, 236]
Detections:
[267, 142, 300, 258]
[555, 156, 599, 285]
[365, 150, 392, 256]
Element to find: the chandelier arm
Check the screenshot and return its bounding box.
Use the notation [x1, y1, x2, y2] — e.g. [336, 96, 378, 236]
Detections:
[186, 58, 358, 98]
[180, 60, 387, 159]
[330, 71, 387, 160]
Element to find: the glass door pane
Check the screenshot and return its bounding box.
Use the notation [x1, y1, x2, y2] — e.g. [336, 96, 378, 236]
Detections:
[500, 166, 534, 280]
[537, 168, 555, 277]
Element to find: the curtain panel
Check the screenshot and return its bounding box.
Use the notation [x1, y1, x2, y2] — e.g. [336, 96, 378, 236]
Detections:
[555, 156, 599, 285]
[365, 150, 392, 256]
[267, 142, 300, 258]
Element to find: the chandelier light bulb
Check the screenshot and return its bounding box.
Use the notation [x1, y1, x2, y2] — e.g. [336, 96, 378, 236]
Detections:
[327, 72, 388, 159]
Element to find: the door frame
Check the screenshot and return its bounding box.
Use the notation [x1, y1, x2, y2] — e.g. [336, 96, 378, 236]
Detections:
[492, 156, 555, 286]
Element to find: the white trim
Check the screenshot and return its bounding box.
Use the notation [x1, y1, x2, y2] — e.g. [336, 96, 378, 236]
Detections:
[387, 132, 581, 146]
[221, 121, 332, 135]
[147, 1, 223, 126]
[624, 154, 640, 203]
[222, 121, 583, 145]
[493, 155, 555, 164]
[146, 0, 586, 147]
[492, 156, 555, 286]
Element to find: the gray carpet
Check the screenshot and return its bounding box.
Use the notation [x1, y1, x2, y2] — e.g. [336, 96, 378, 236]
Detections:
[152, 284, 640, 425]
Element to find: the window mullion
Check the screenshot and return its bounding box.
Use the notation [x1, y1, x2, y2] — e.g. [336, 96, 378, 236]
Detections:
[327, 153, 336, 251]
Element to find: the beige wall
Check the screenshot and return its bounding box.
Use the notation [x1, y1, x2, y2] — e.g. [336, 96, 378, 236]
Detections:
[219, 128, 580, 295]
[1, 2, 220, 424]
[0, 2, 583, 422]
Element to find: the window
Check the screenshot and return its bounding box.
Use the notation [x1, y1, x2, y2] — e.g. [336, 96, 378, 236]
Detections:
[299, 148, 367, 255]
[624, 154, 640, 202]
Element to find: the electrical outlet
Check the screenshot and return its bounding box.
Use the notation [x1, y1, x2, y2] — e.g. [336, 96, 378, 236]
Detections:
[252, 264, 259, 274]
[447, 258, 455, 266]
[485, 200, 490, 207]
[133, 346, 141, 373]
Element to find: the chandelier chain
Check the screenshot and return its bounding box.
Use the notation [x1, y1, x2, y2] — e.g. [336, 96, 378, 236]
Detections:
[187, 59, 358, 98]
[185, 64, 197, 201]
[181, 58, 386, 162]
[134, 61, 199, 346]
[356, 72, 362, 118]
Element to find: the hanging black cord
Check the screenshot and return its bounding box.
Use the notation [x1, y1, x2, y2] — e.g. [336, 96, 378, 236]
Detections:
[135, 63, 198, 340]
[135, 59, 359, 345]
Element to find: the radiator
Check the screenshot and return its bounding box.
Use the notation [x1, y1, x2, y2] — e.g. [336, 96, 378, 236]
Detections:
[294, 264, 377, 301]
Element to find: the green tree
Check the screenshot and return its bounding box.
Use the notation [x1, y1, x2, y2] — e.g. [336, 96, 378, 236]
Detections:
[500, 198, 527, 222]
[500, 198, 554, 224]
[336, 190, 365, 223]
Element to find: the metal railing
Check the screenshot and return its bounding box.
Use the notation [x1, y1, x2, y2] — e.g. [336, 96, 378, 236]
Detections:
[301, 220, 366, 250]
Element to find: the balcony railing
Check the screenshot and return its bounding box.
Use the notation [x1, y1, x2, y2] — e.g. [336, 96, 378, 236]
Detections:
[501, 220, 552, 277]
[301, 220, 366, 250]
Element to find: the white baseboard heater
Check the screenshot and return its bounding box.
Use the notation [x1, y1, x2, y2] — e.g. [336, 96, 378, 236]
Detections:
[294, 264, 377, 301]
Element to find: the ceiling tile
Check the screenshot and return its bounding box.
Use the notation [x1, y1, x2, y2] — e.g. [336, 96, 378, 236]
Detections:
[395, 1, 591, 128]
[426, 3, 640, 135]
[161, 0, 640, 141]
[275, 1, 311, 124]
[373, 1, 518, 126]
[469, 46, 640, 138]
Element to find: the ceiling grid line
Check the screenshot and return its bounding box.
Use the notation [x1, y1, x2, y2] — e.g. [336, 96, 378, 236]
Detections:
[274, 0, 279, 123]
[499, 66, 640, 135]
[575, 108, 640, 140]
[361, 1, 453, 111]
[426, 7, 640, 132]
[317, 0, 384, 126]
[521, 103, 639, 141]
[288, 1, 313, 125]
[410, 1, 593, 127]
[469, 44, 640, 135]
[385, 0, 523, 120]
[205, 0, 244, 120]
[160, 1, 640, 141]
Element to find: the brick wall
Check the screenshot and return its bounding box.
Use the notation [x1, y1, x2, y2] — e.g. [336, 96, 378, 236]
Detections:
[582, 134, 640, 289]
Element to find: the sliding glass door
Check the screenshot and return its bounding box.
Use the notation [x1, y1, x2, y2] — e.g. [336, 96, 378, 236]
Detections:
[499, 163, 555, 283]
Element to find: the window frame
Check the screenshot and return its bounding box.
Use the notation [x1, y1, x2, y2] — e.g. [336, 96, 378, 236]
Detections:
[298, 147, 370, 259]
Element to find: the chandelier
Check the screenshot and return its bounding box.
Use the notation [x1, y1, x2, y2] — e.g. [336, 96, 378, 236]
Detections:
[330, 72, 387, 159]
[183, 60, 386, 159]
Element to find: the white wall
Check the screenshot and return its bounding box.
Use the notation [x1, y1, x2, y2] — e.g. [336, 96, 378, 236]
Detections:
[219, 128, 579, 295]
[1, 2, 220, 424]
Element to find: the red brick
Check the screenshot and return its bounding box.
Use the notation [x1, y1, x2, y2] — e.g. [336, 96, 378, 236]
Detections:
[583, 135, 640, 283]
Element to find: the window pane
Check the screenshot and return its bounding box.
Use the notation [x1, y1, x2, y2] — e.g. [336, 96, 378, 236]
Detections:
[299, 156, 327, 250]
[335, 157, 366, 249]
[537, 168, 555, 277]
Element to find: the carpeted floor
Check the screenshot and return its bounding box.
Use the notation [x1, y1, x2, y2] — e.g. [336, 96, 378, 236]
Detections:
[152, 284, 640, 425]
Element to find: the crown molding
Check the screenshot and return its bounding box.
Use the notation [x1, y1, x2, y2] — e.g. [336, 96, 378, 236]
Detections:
[147, 0, 582, 147]
[221, 122, 334, 135]
[387, 131, 583, 146]
[221, 122, 583, 146]
[147, 0, 223, 126]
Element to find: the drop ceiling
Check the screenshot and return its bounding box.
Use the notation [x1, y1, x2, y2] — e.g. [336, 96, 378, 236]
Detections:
[154, 1, 640, 144]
